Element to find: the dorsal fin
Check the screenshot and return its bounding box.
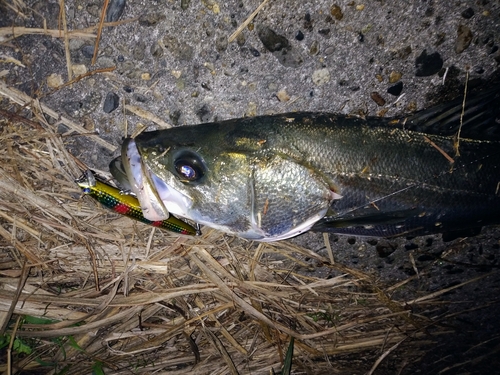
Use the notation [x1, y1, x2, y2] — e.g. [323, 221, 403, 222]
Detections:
[402, 86, 500, 141]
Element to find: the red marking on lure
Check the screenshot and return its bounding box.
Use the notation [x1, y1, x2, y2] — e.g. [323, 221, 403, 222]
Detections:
[114, 203, 131, 215]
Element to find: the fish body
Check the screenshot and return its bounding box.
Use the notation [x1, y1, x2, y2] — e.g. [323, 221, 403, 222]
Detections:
[76, 170, 199, 235]
[115, 88, 500, 241]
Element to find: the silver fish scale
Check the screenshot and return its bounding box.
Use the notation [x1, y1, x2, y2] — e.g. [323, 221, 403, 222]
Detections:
[252, 154, 332, 237]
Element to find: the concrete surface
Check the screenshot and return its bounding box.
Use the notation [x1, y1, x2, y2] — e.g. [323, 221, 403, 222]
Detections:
[1, 0, 500, 373]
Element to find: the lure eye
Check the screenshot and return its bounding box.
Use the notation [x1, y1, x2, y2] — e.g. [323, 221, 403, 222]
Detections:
[174, 151, 205, 183]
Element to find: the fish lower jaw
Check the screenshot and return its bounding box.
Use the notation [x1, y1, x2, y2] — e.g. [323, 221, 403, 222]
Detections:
[260, 214, 325, 242]
[238, 211, 327, 242]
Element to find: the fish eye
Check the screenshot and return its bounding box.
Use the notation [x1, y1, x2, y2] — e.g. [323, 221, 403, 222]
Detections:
[174, 151, 205, 183]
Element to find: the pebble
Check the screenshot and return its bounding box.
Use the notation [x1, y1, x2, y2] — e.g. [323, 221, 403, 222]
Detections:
[245, 102, 257, 117]
[133, 41, 146, 61]
[215, 35, 228, 52]
[201, 0, 220, 14]
[236, 33, 246, 46]
[150, 42, 164, 58]
[397, 45, 412, 60]
[387, 81, 403, 96]
[370, 91, 386, 106]
[415, 49, 443, 76]
[309, 40, 319, 55]
[169, 109, 181, 125]
[86, 4, 100, 18]
[455, 25, 473, 54]
[377, 108, 389, 117]
[435, 32, 446, 46]
[407, 101, 417, 112]
[461, 7, 474, 19]
[388, 71, 402, 83]
[318, 28, 331, 37]
[474, 66, 484, 74]
[47, 73, 64, 88]
[203, 62, 215, 73]
[256, 25, 302, 67]
[196, 104, 211, 122]
[181, 0, 190, 10]
[139, 13, 166, 27]
[324, 46, 334, 55]
[106, 0, 126, 22]
[312, 68, 330, 86]
[71, 64, 87, 76]
[163, 36, 194, 61]
[248, 47, 260, 57]
[32, 1, 60, 28]
[102, 46, 113, 56]
[375, 242, 396, 258]
[82, 117, 95, 132]
[81, 45, 94, 58]
[97, 56, 114, 68]
[62, 101, 82, 117]
[295, 30, 304, 41]
[69, 39, 85, 51]
[257, 25, 290, 52]
[133, 93, 148, 103]
[63, 92, 102, 118]
[276, 89, 290, 102]
[304, 13, 313, 31]
[239, 48, 254, 59]
[103, 92, 119, 113]
[330, 5, 343, 20]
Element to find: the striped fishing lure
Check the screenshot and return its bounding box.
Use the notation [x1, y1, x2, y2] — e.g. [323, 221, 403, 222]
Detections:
[76, 170, 199, 235]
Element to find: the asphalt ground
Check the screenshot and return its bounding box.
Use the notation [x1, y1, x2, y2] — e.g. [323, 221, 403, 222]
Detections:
[1, 0, 500, 373]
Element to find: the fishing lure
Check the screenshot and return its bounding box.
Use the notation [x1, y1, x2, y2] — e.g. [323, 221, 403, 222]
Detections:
[76, 170, 199, 235]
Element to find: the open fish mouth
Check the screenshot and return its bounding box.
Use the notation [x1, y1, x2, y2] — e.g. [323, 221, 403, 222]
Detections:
[113, 138, 193, 222]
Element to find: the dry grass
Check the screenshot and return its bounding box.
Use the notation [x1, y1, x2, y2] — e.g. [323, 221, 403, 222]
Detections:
[0, 84, 484, 374]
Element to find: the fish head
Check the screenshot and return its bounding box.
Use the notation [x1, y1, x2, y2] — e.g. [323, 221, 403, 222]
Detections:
[121, 122, 338, 241]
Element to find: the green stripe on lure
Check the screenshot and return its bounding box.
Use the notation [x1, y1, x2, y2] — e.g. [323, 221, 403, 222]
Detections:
[76, 170, 199, 236]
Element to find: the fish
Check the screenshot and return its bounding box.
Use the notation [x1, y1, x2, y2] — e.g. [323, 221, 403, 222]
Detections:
[112, 87, 500, 242]
[76, 170, 199, 236]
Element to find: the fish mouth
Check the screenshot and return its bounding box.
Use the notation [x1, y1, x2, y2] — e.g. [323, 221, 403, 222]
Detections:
[117, 138, 192, 221]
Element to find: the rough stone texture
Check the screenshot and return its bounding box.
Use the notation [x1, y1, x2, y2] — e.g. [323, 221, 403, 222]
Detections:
[1, 1, 500, 373]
